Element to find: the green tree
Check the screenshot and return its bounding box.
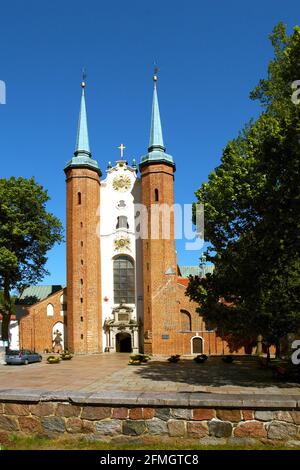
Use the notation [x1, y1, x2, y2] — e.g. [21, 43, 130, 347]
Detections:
[187, 24, 300, 357]
[0, 177, 63, 343]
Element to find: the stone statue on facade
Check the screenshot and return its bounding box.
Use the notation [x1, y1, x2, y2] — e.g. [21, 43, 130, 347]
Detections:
[52, 330, 63, 353]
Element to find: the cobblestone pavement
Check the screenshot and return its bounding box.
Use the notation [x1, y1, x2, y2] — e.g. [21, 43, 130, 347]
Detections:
[1, 354, 299, 395]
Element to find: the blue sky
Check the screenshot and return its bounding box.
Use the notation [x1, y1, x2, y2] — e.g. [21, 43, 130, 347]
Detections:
[0, 0, 298, 285]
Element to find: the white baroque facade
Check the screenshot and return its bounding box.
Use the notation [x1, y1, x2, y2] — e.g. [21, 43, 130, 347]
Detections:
[100, 160, 143, 353]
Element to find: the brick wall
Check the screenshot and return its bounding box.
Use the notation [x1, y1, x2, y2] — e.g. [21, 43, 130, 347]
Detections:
[19, 289, 66, 353]
[65, 167, 102, 354]
[140, 162, 179, 355]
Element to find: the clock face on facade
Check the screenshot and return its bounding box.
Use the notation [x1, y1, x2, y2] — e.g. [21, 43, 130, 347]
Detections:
[112, 175, 131, 192]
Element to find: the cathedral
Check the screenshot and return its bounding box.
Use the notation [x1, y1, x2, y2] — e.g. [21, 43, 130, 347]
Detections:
[18, 75, 242, 356]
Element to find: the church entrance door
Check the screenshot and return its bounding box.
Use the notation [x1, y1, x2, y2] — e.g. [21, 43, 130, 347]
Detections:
[192, 337, 203, 354]
[116, 332, 132, 352]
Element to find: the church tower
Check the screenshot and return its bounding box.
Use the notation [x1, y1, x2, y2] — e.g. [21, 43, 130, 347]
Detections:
[64, 80, 102, 354]
[140, 73, 178, 355]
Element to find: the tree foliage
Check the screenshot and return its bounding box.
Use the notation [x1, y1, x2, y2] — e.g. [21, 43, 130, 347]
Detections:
[0, 177, 63, 341]
[186, 24, 300, 355]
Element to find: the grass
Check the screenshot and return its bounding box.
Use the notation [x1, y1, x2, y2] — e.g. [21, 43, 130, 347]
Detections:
[0, 434, 297, 451]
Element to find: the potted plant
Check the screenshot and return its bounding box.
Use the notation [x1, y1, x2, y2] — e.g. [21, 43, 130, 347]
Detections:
[194, 354, 208, 364]
[128, 354, 151, 365]
[222, 355, 234, 364]
[60, 351, 73, 360]
[47, 355, 60, 364]
[168, 354, 181, 363]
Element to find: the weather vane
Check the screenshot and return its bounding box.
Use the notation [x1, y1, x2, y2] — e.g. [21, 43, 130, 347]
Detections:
[153, 61, 159, 83]
[81, 68, 87, 88]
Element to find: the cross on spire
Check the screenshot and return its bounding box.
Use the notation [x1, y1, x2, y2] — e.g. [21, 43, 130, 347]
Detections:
[118, 143, 126, 158]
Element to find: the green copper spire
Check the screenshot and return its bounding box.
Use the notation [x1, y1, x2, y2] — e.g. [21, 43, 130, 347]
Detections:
[149, 78, 165, 151]
[140, 71, 175, 168]
[64, 79, 101, 176]
[75, 82, 90, 156]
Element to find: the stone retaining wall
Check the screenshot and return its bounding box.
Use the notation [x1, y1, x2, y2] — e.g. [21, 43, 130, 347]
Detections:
[0, 390, 300, 445]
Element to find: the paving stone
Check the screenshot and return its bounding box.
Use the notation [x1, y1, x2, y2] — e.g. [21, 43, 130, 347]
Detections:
[286, 440, 300, 447]
[129, 408, 143, 420]
[112, 408, 128, 419]
[82, 420, 96, 433]
[30, 403, 56, 416]
[4, 403, 30, 416]
[87, 391, 139, 405]
[155, 408, 170, 421]
[290, 411, 300, 424]
[0, 389, 41, 402]
[95, 420, 121, 435]
[275, 411, 294, 423]
[255, 411, 276, 421]
[66, 418, 83, 433]
[40, 391, 72, 401]
[167, 420, 186, 437]
[234, 421, 267, 438]
[267, 421, 298, 440]
[187, 421, 208, 438]
[216, 409, 241, 422]
[193, 409, 215, 420]
[0, 415, 19, 431]
[143, 408, 155, 419]
[123, 420, 146, 436]
[56, 404, 81, 418]
[146, 418, 168, 435]
[81, 406, 111, 420]
[170, 408, 192, 420]
[199, 436, 227, 445]
[18, 416, 41, 434]
[209, 419, 233, 438]
[41, 416, 65, 433]
[242, 410, 254, 420]
[227, 437, 258, 447]
[189, 394, 244, 408]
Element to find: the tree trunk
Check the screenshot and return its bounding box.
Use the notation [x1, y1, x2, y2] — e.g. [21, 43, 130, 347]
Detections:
[275, 341, 281, 359]
[266, 345, 271, 364]
[1, 283, 11, 346]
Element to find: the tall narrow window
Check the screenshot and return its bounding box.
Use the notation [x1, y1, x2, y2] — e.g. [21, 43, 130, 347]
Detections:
[113, 255, 135, 304]
[155, 188, 159, 202]
[78, 192, 81, 205]
[116, 216, 129, 229]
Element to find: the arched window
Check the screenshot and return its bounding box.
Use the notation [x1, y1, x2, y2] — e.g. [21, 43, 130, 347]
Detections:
[116, 216, 129, 229]
[154, 188, 159, 202]
[47, 304, 54, 317]
[180, 310, 192, 331]
[78, 192, 81, 205]
[113, 255, 135, 304]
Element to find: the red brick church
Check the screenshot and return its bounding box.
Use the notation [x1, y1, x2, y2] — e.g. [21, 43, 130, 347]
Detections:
[18, 75, 248, 356]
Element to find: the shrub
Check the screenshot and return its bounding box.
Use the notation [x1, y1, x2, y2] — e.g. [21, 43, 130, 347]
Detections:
[222, 355, 234, 364]
[47, 356, 60, 364]
[168, 355, 181, 363]
[194, 354, 208, 363]
[60, 352, 73, 360]
[128, 354, 151, 365]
